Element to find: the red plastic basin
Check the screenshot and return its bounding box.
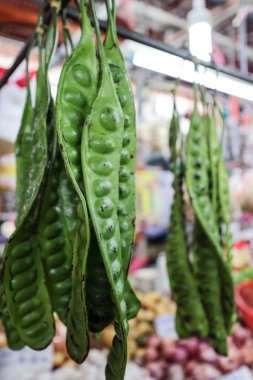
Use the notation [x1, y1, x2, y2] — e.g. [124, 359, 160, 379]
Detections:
[235, 280, 253, 331]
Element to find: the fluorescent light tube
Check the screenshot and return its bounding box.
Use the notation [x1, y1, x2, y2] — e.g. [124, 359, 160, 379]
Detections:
[132, 45, 253, 102]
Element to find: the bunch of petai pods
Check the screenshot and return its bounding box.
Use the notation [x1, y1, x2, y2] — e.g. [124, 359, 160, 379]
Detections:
[0, 0, 140, 379]
[166, 86, 235, 355]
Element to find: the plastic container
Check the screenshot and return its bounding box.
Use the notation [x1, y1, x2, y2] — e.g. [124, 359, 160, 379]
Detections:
[0, 345, 53, 380]
[235, 280, 253, 331]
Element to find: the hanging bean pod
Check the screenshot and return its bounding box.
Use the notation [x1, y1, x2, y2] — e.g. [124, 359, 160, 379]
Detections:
[82, 1, 128, 378]
[215, 102, 235, 334]
[206, 110, 220, 223]
[206, 98, 235, 335]
[38, 144, 78, 325]
[2, 5, 59, 350]
[15, 48, 34, 226]
[66, 205, 90, 363]
[185, 91, 221, 253]
[86, 230, 114, 333]
[104, 0, 136, 276]
[0, 281, 24, 350]
[56, 0, 99, 361]
[193, 220, 228, 355]
[103, 0, 140, 320]
[166, 101, 208, 338]
[186, 88, 233, 354]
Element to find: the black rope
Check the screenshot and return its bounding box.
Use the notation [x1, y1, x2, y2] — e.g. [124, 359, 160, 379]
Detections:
[0, 0, 70, 89]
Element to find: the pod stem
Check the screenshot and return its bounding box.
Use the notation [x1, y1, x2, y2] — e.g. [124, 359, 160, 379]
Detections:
[80, 0, 88, 32]
[90, 0, 106, 67]
[200, 85, 207, 115]
[62, 9, 74, 57]
[214, 97, 225, 148]
[111, 0, 116, 22]
[105, 0, 115, 35]
[105, 0, 117, 39]
[25, 44, 33, 104]
[35, 28, 44, 111]
[193, 83, 198, 109]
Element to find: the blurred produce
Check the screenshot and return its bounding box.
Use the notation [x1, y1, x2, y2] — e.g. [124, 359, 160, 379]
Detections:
[236, 280, 253, 332]
[230, 170, 253, 213]
[139, 323, 253, 380]
[232, 242, 252, 270]
[234, 267, 253, 285]
[101, 291, 176, 358]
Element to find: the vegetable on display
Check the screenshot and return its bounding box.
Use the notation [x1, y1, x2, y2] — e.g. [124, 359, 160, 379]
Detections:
[166, 85, 235, 355]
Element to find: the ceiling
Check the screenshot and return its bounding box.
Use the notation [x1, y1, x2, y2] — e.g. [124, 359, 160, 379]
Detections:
[0, 0, 253, 73]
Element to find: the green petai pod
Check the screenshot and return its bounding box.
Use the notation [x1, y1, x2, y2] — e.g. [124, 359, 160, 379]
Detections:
[166, 101, 208, 338]
[102, 0, 140, 322]
[104, 0, 137, 276]
[186, 89, 233, 353]
[0, 275, 24, 350]
[82, 1, 128, 378]
[2, 5, 59, 350]
[15, 48, 34, 225]
[193, 220, 228, 355]
[56, 0, 99, 362]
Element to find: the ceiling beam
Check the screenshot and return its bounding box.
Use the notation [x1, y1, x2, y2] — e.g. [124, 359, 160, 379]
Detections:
[133, 0, 253, 62]
[133, 0, 240, 30]
[213, 31, 253, 61]
[212, 0, 240, 28]
[133, 2, 186, 29]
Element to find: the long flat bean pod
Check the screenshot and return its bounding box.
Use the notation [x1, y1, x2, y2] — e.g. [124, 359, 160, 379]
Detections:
[87, 237, 140, 332]
[15, 0, 58, 224]
[0, 281, 24, 350]
[3, 206, 55, 349]
[215, 103, 233, 265]
[218, 158, 233, 261]
[166, 102, 208, 338]
[38, 143, 78, 325]
[15, 49, 34, 225]
[62, 9, 74, 58]
[103, 0, 140, 321]
[66, 205, 90, 363]
[185, 97, 221, 253]
[193, 220, 227, 355]
[38, 90, 76, 327]
[2, 26, 36, 350]
[82, 1, 128, 378]
[206, 110, 220, 222]
[104, 0, 136, 276]
[3, 8, 58, 350]
[186, 93, 233, 353]
[56, 0, 99, 362]
[86, 230, 114, 333]
[215, 105, 235, 334]
[206, 101, 234, 334]
[15, 19, 48, 225]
